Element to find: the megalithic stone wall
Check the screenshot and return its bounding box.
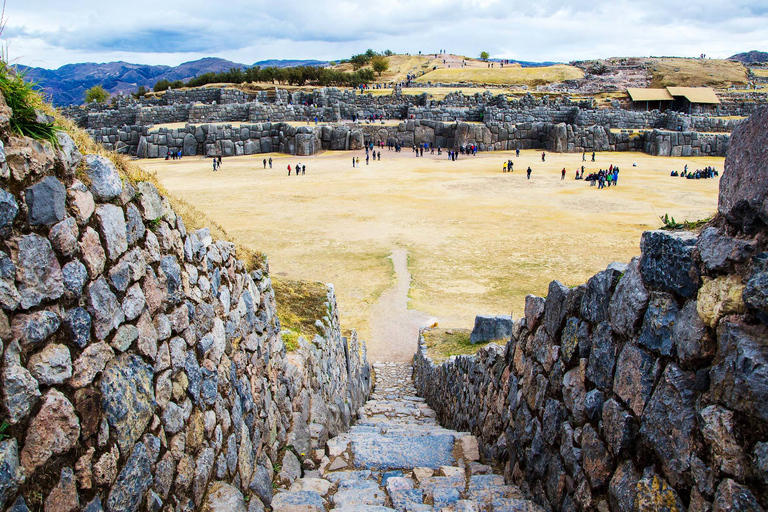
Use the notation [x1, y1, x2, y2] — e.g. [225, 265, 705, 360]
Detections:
[413, 106, 768, 511]
[0, 91, 371, 510]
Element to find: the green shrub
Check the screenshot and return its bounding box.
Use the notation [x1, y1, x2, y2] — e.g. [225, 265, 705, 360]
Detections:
[0, 62, 59, 145]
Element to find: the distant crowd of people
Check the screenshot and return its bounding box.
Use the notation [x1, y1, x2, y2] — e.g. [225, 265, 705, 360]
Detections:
[671, 165, 718, 179]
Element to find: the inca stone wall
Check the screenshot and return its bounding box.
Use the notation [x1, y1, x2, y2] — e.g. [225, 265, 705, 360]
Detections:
[413, 107, 768, 511]
[0, 91, 371, 510]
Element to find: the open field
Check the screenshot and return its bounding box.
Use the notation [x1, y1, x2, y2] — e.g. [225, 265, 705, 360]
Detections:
[416, 65, 584, 86]
[141, 148, 722, 361]
[649, 58, 748, 88]
[751, 68, 768, 78]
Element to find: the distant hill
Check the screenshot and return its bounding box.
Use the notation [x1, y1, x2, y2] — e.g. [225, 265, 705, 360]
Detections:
[490, 59, 560, 68]
[253, 59, 330, 68]
[728, 51, 768, 64]
[20, 57, 248, 106]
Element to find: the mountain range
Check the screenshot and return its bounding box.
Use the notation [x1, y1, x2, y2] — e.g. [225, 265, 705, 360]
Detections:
[728, 50, 768, 64]
[20, 57, 330, 106]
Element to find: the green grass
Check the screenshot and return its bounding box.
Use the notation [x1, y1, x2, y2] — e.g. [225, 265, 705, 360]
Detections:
[273, 278, 329, 351]
[0, 63, 59, 145]
[422, 328, 499, 363]
[659, 213, 712, 231]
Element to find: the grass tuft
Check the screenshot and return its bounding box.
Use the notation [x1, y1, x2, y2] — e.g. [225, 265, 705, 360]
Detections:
[0, 62, 59, 146]
[422, 328, 499, 363]
[273, 278, 329, 351]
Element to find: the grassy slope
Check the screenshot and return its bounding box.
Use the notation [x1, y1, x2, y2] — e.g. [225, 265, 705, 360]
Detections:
[649, 58, 748, 88]
[422, 328, 498, 363]
[415, 65, 584, 86]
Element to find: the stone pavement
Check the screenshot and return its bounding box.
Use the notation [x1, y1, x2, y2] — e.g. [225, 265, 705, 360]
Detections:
[271, 362, 544, 511]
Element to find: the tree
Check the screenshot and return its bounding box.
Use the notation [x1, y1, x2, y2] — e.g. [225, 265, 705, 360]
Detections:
[480, 51, 490, 61]
[84, 85, 109, 104]
[371, 56, 389, 77]
[350, 54, 370, 70]
[132, 85, 148, 99]
[383, 49, 394, 57]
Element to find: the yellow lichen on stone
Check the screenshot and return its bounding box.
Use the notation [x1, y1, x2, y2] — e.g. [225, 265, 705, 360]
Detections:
[697, 275, 746, 328]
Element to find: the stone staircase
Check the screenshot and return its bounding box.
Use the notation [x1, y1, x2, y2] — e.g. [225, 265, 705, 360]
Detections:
[270, 362, 543, 512]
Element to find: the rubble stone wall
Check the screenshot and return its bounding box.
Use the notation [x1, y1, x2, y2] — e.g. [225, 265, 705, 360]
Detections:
[0, 92, 371, 510]
[413, 107, 768, 511]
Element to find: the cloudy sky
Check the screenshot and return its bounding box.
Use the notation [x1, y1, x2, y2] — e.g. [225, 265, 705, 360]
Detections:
[5, 0, 768, 69]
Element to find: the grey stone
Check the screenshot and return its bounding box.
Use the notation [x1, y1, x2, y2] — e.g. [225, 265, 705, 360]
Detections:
[639, 363, 697, 486]
[122, 283, 146, 321]
[11, 233, 64, 309]
[524, 295, 545, 331]
[27, 343, 71, 385]
[351, 431, 455, 470]
[101, 354, 156, 454]
[25, 176, 66, 226]
[249, 464, 274, 505]
[717, 106, 768, 232]
[1, 340, 40, 424]
[11, 309, 59, 347]
[161, 401, 184, 434]
[279, 450, 302, 486]
[106, 441, 154, 512]
[204, 482, 246, 512]
[698, 227, 756, 272]
[673, 300, 715, 364]
[49, 217, 79, 257]
[712, 478, 764, 512]
[470, 315, 513, 344]
[192, 447, 215, 506]
[111, 323, 139, 352]
[125, 203, 145, 246]
[87, 277, 125, 340]
[601, 398, 637, 457]
[0, 188, 18, 237]
[62, 307, 91, 348]
[543, 280, 569, 338]
[754, 442, 768, 485]
[0, 439, 23, 509]
[609, 257, 649, 339]
[637, 292, 679, 356]
[69, 341, 114, 388]
[640, 230, 700, 298]
[613, 343, 659, 416]
[560, 317, 588, 366]
[79, 227, 106, 278]
[744, 252, 768, 324]
[85, 155, 123, 201]
[62, 260, 87, 298]
[0, 251, 20, 309]
[96, 204, 127, 260]
[272, 491, 324, 512]
[710, 321, 768, 422]
[700, 405, 748, 479]
[581, 267, 622, 325]
[160, 255, 183, 305]
[584, 389, 605, 422]
[585, 321, 618, 390]
[137, 182, 163, 221]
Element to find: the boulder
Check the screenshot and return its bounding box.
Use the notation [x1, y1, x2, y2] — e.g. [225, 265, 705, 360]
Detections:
[20, 389, 80, 475]
[25, 176, 65, 226]
[640, 230, 700, 298]
[469, 315, 513, 344]
[84, 155, 123, 201]
[718, 105, 768, 232]
[11, 233, 64, 309]
[0, 188, 18, 237]
[609, 257, 649, 339]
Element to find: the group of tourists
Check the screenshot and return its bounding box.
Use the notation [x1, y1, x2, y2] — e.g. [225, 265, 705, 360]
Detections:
[584, 166, 620, 188]
[211, 156, 222, 171]
[166, 150, 183, 160]
[287, 163, 307, 175]
[670, 165, 719, 179]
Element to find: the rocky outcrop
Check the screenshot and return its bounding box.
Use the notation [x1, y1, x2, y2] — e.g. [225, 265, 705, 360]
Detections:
[413, 107, 768, 510]
[0, 92, 370, 510]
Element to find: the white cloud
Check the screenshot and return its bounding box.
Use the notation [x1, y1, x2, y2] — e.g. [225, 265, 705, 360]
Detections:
[3, 0, 767, 68]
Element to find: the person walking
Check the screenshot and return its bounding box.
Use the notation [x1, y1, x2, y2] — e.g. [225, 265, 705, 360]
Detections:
[296, 162, 301, 176]
[541, 151, 546, 162]
[302, 164, 306, 175]
[366, 154, 369, 165]
[212, 159, 217, 172]
[527, 167, 532, 179]
[561, 168, 566, 180]
[516, 148, 520, 158]
[352, 157, 356, 168]
[287, 165, 291, 176]
[269, 157, 273, 168]
[263, 158, 266, 169]
[503, 162, 507, 173]
[582, 151, 586, 162]
[591, 152, 596, 162]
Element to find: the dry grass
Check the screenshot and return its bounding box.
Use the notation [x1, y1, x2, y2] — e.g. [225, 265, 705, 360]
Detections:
[273, 278, 330, 350]
[750, 68, 768, 78]
[422, 328, 497, 363]
[365, 87, 516, 100]
[415, 65, 584, 86]
[142, 149, 722, 356]
[649, 58, 748, 88]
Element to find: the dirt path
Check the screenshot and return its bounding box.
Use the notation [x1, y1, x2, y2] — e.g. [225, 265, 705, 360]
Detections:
[369, 249, 435, 363]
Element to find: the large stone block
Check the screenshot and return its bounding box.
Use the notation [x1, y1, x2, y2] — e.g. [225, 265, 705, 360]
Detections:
[640, 230, 700, 298]
[718, 105, 768, 232]
[25, 176, 65, 226]
[470, 315, 513, 344]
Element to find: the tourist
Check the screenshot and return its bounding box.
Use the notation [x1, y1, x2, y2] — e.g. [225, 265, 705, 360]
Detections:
[287, 165, 291, 176]
[296, 162, 301, 176]
[218, 156, 222, 167]
[212, 159, 217, 172]
[366, 154, 369, 165]
[527, 167, 532, 179]
[503, 162, 507, 173]
[377, 152, 381, 161]
[356, 157, 360, 166]
[263, 158, 266, 169]
[508, 160, 513, 172]
[269, 157, 273, 168]
[516, 148, 520, 158]
[302, 165, 306, 175]
[582, 151, 586, 162]
[352, 157, 356, 168]
[541, 152, 546, 162]
[561, 168, 566, 180]
[591, 152, 595, 162]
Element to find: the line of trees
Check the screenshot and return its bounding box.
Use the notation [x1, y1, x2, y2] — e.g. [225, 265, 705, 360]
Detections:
[153, 66, 376, 92]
